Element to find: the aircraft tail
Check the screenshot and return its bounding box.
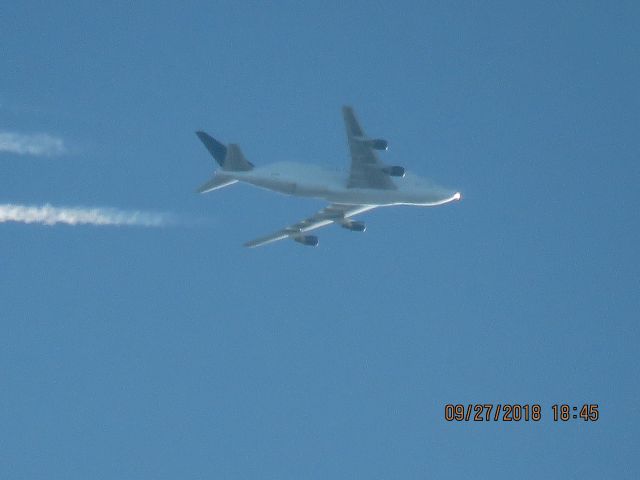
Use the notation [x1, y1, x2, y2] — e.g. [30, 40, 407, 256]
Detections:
[195, 131, 254, 172]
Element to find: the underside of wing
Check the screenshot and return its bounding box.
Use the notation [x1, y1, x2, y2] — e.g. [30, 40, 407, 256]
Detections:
[343, 106, 396, 190]
[244, 204, 377, 248]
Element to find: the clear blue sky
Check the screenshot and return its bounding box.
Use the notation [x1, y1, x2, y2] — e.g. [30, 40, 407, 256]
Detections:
[1, 1, 639, 478]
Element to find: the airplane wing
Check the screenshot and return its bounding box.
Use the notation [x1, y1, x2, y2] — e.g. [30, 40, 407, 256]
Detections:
[244, 204, 377, 248]
[343, 106, 396, 190]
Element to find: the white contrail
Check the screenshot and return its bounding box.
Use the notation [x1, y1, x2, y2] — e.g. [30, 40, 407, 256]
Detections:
[0, 131, 66, 156]
[0, 203, 171, 227]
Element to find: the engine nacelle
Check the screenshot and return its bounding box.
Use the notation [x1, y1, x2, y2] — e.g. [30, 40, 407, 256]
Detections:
[354, 136, 388, 151]
[382, 165, 406, 177]
[368, 138, 388, 151]
[341, 220, 366, 232]
[293, 235, 319, 246]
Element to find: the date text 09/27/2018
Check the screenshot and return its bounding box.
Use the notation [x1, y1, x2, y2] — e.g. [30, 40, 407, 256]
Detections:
[444, 404, 599, 422]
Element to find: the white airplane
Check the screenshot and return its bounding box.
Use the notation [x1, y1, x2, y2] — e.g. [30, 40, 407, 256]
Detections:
[196, 106, 461, 247]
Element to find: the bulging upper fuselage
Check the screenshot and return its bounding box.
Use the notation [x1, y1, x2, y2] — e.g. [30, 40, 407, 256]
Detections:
[218, 161, 461, 207]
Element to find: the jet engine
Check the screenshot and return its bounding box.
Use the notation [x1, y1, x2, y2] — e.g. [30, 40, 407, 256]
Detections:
[354, 136, 388, 150]
[382, 166, 406, 177]
[293, 235, 319, 246]
[341, 221, 366, 232]
[368, 138, 388, 151]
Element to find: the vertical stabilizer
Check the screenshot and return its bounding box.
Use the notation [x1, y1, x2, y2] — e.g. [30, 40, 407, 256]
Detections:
[224, 144, 254, 171]
[195, 131, 253, 171]
[196, 131, 227, 167]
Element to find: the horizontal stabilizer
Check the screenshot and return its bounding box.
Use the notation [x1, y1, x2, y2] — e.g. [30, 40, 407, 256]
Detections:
[197, 174, 238, 194]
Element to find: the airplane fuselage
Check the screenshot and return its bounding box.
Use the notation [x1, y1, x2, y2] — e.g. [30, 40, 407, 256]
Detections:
[220, 161, 460, 207]
[195, 105, 462, 247]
